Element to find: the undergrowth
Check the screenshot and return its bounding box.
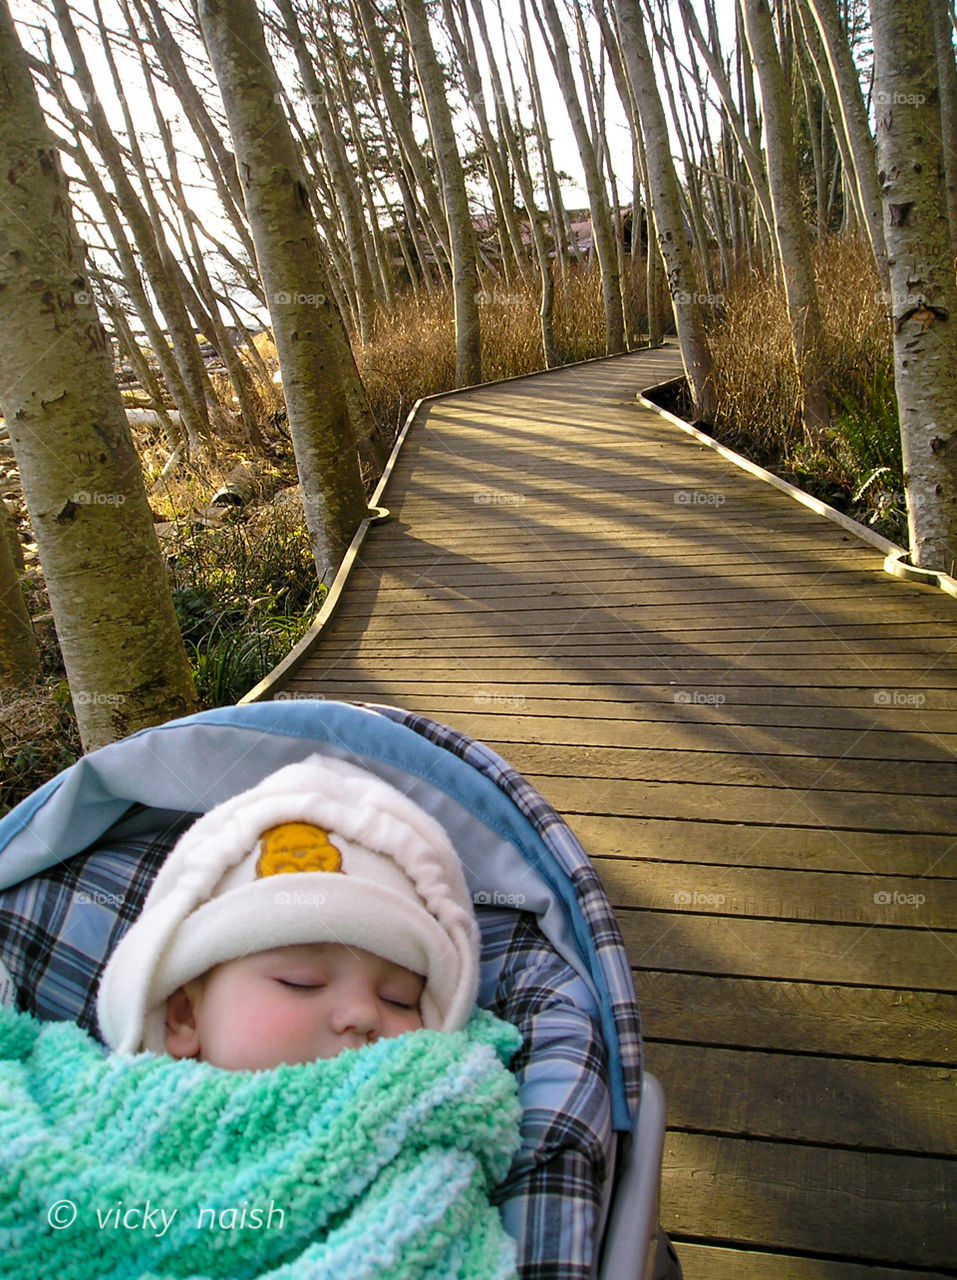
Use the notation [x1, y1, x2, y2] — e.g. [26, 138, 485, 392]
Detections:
[703, 236, 905, 541]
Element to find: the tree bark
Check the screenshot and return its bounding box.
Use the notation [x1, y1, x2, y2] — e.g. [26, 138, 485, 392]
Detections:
[352, 0, 451, 271]
[197, 0, 368, 581]
[800, 0, 889, 285]
[610, 0, 717, 418]
[399, 0, 482, 386]
[871, 0, 957, 572]
[535, 0, 626, 354]
[741, 0, 831, 440]
[931, 0, 957, 261]
[275, 0, 379, 344]
[52, 0, 215, 456]
[467, 0, 557, 364]
[0, 0, 196, 746]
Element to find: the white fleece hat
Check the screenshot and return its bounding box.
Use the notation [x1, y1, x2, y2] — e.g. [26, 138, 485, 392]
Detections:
[97, 754, 480, 1053]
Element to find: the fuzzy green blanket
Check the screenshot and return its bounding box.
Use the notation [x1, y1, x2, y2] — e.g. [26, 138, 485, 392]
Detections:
[0, 1004, 522, 1279]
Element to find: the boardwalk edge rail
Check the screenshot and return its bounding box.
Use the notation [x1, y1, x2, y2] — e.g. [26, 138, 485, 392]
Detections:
[638, 376, 957, 601]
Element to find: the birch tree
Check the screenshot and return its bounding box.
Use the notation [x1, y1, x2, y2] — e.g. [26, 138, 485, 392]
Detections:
[398, 0, 482, 386]
[871, 0, 957, 572]
[741, 0, 831, 440]
[799, 0, 889, 285]
[197, 0, 369, 581]
[610, 0, 717, 419]
[535, 0, 626, 354]
[0, 0, 196, 748]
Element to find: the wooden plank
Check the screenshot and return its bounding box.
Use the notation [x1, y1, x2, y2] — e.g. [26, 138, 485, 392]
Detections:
[648, 1043, 957, 1153]
[364, 542, 895, 570]
[672, 1241, 954, 1280]
[574, 815, 957, 876]
[305, 684, 957, 727]
[527, 773, 957, 832]
[389, 711, 957, 766]
[592, 858, 957, 928]
[320, 601, 957, 634]
[312, 614, 957, 645]
[512, 746, 957, 797]
[633, 972, 957, 1063]
[617, 909, 957, 991]
[304, 654, 957, 687]
[661, 1132, 955, 1269]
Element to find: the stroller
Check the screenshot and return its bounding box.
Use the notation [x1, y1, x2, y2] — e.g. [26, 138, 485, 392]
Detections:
[0, 700, 679, 1279]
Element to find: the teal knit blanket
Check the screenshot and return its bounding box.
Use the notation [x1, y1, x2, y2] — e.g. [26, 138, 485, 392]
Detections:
[0, 1005, 522, 1279]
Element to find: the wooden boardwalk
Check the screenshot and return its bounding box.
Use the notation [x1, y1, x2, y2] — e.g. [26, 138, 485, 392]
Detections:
[278, 346, 957, 1279]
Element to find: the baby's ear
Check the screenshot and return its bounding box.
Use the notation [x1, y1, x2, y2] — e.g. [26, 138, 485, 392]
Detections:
[164, 985, 201, 1059]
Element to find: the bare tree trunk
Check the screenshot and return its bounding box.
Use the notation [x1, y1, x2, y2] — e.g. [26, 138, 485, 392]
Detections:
[534, 0, 626, 354]
[197, 0, 368, 581]
[99, 292, 183, 451]
[275, 0, 379, 343]
[932, 0, 957, 262]
[52, 0, 215, 456]
[467, 0, 557, 364]
[872, 0, 957, 572]
[399, 0, 482, 385]
[611, 0, 717, 418]
[443, 0, 531, 283]
[0, 0, 196, 747]
[741, 0, 831, 440]
[352, 0, 451, 269]
[515, 0, 582, 274]
[68, 140, 210, 456]
[132, 0, 256, 265]
[800, 0, 889, 284]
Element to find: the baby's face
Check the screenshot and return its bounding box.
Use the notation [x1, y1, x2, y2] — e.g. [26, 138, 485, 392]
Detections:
[164, 942, 425, 1070]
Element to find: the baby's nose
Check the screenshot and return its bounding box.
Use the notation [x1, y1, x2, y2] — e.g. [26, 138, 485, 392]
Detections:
[331, 991, 380, 1038]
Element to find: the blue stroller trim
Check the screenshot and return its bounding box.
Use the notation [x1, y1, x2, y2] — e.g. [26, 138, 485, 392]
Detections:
[0, 700, 640, 1132]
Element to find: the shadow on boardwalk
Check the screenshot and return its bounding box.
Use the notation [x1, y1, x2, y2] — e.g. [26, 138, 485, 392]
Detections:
[277, 346, 957, 1280]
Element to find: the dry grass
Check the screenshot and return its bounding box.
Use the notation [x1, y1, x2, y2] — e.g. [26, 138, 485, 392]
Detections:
[706, 236, 891, 463]
[354, 259, 658, 435]
[0, 681, 81, 814]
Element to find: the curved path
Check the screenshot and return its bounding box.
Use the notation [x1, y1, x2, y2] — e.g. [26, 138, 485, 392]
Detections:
[276, 345, 957, 1279]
